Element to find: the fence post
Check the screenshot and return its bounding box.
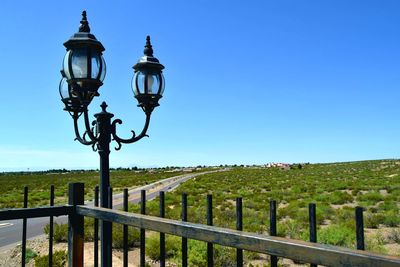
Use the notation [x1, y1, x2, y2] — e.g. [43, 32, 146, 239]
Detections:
[68, 183, 84, 267]
[309, 203, 317, 267]
[94, 186, 99, 267]
[123, 188, 129, 267]
[160, 191, 166, 267]
[49, 185, 55, 267]
[181, 193, 188, 267]
[21, 186, 28, 267]
[207, 194, 214, 267]
[140, 190, 146, 267]
[270, 200, 277, 267]
[236, 197, 243, 267]
[355, 207, 365, 250]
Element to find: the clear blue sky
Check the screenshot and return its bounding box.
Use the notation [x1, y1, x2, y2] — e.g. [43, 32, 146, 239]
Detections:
[0, 1, 399, 171]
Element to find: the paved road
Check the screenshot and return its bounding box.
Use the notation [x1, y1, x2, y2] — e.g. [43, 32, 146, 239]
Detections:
[0, 170, 225, 250]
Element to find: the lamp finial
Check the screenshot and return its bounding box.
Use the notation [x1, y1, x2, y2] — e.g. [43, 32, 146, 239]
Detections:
[79, 10, 91, 33]
[144, 35, 153, 57]
[100, 101, 108, 112]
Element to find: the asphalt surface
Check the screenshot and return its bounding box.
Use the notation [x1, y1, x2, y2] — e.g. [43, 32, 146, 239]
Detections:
[0, 170, 224, 250]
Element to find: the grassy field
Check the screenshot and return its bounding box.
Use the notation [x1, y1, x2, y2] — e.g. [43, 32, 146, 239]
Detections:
[125, 159, 400, 264]
[3, 160, 400, 266]
[0, 169, 186, 208]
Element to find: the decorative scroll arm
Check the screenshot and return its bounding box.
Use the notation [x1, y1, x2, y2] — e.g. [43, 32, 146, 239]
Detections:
[111, 113, 151, 150]
[83, 109, 98, 141]
[73, 113, 96, 146]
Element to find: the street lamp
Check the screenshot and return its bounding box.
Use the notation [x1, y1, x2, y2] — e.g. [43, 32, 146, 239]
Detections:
[59, 11, 165, 267]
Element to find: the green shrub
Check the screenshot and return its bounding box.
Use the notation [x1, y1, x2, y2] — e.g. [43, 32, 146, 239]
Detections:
[181, 240, 240, 267]
[187, 240, 207, 266]
[146, 235, 160, 260]
[319, 225, 355, 247]
[279, 201, 307, 222]
[332, 207, 354, 226]
[25, 248, 37, 263]
[383, 211, 400, 227]
[278, 219, 304, 239]
[378, 201, 399, 212]
[387, 228, 400, 244]
[365, 231, 387, 254]
[35, 250, 67, 267]
[364, 213, 385, 228]
[316, 204, 334, 223]
[44, 223, 68, 242]
[44, 219, 94, 243]
[44, 218, 141, 248]
[146, 234, 181, 260]
[328, 191, 353, 205]
[357, 192, 384, 203]
[113, 224, 140, 248]
[213, 245, 236, 267]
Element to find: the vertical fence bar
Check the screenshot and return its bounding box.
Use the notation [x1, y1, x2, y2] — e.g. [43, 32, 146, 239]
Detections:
[108, 186, 113, 264]
[108, 187, 113, 209]
[160, 191, 166, 267]
[123, 188, 128, 267]
[21, 186, 28, 267]
[236, 197, 243, 267]
[94, 186, 99, 267]
[270, 200, 277, 267]
[68, 183, 84, 267]
[309, 203, 317, 267]
[355, 206, 365, 250]
[140, 190, 146, 267]
[49, 185, 55, 267]
[207, 194, 214, 267]
[181, 193, 188, 267]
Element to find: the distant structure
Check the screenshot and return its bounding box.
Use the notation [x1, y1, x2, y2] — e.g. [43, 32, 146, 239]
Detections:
[264, 162, 291, 170]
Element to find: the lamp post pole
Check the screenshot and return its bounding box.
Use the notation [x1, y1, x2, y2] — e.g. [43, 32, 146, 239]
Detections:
[59, 11, 165, 267]
[96, 103, 114, 267]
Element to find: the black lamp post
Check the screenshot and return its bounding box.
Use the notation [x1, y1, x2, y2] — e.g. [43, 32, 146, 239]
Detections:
[59, 11, 165, 267]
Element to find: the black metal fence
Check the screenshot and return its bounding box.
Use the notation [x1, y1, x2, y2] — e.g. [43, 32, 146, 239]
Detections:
[0, 189, 71, 266]
[0, 183, 399, 267]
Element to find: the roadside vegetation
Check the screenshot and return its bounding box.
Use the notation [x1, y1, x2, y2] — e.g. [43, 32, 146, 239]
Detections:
[2, 160, 400, 266]
[126, 160, 400, 264]
[0, 168, 187, 208]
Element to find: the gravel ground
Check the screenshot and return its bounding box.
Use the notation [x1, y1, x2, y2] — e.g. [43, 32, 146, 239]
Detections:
[0, 236, 52, 267]
[0, 236, 159, 267]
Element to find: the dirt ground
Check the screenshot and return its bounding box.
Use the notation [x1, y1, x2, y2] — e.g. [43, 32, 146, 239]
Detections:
[0, 229, 398, 267]
[0, 235, 307, 267]
[0, 237, 318, 267]
[0, 236, 152, 267]
[0, 231, 205, 267]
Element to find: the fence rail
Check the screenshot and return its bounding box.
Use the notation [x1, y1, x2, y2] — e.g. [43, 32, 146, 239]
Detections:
[77, 204, 400, 267]
[1, 182, 400, 267]
[0, 206, 71, 220]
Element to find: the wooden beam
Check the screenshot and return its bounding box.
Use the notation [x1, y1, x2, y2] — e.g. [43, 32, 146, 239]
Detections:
[68, 183, 84, 267]
[0, 206, 72, 220]
[77, 205, 400, 267]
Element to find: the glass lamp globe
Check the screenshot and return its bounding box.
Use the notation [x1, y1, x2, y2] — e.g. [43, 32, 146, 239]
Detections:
[132, 71, 165, 96]
[60, 11, 106, 113]
[132, 36, 165, 114]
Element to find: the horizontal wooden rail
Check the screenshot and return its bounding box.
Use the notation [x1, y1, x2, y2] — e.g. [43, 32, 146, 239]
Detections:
[0, 206, 72, 220]
[77, 205, 400, 267]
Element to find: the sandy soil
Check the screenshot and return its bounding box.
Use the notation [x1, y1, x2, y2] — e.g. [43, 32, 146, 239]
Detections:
[0, 237, 156, 267]
[0, 233, 398, 267]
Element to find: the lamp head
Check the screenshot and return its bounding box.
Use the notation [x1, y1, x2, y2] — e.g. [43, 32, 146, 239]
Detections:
[132, 36, 165, 114]
[60, 10, 106, 114]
